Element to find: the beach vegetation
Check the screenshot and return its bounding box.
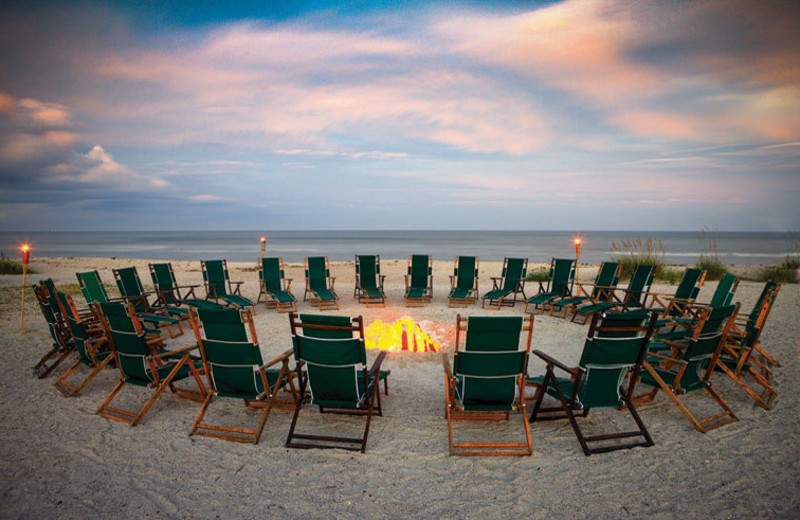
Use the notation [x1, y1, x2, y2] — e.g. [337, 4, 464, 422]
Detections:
[610, 235, 680, 283]
[0, 252, 35, 275]
[525, 269, 550, 283]
[694, 226, 728, 281]
[755, 233, 800, 283]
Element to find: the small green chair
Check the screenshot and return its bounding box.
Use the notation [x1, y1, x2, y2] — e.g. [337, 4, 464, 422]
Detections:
[53, 292, 113, 397]
[572, 264, 655, 323]
[404, 254, 433, 307]
[189, 308, 296, 443]
[32, 283, 74, 378]
[482, 257, 528, 309]
[148, 262, 222, 312]
[448, 256, 479, 308]
[527, 310, 657, 455]
[647, 267, 706, 325]
[304, 256, 339, 310]
[95, 301, 207, 426]
[113, 266, 185, 337]
[287, 312, 386, 452]
[201, 260, 255, 312]
[633, 304, 739, 432]
[548, 261, 621, 320]
[525, 258, 575, 314]
[354, 254, 386, 307]
[729, 281, 781, 369]
[256, 257, 297, 313]
[442, 315, 533, 456]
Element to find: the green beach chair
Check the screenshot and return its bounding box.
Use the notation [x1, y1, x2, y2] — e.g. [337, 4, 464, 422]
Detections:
[95, 301, 207, 426]
[354, 254, 386, 307]
[188, 308, 296, 443]
[527, 310, 657, 455]
[729, 281, 781, 369]
[442, 315, 533, 456]
[148, 262, 222, 312]
[201, 259, 255, 313]
[113, 266, 185, 337]
[32, 283, 75, 378]
[548, 260, 621, 320]
[448, 256, 479, 308]
[53, 292, 113, 397]
[571, 264, 656, 324]
[482, 257, 528, 309]
[287, 312, 387, 452]
[633, 304, 739, 432]
[647, 267, 706, 325]
[256, 257, 297, 313]
[525, 258, 575, 314]
[304, 256, 339, 310]
[404, 254, 433, 307]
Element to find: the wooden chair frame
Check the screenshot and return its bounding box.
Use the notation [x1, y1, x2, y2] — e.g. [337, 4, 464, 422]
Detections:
[32, 283, 75, 378]
[482, 257, 528, 310]
[448, 256, 479, 308]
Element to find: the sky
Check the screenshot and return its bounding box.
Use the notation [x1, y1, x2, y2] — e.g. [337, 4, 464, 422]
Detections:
[0, 0, 798, 231]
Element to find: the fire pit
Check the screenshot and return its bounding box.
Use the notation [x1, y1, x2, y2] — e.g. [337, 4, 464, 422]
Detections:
[365, 317, 451, 353]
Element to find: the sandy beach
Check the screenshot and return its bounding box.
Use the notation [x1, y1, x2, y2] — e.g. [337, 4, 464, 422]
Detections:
[1, 256, 798, 519]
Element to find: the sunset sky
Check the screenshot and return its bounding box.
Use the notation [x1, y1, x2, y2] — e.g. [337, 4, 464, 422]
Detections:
[0, 0, 798, 231]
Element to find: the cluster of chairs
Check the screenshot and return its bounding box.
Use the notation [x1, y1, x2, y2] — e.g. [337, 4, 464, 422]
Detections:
[30, 256, 782, 456]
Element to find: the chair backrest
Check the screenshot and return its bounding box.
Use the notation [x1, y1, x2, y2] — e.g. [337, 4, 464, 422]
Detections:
[203, 260, 230, 297]
[408, 254, 431, 289]
[708, 273, 739, 308]
[746, 281, 779, 331]
[680, 304, 739, 391]
[114, 266, 147, 311]
[78, 270, 110, 305]
[149, 262, 180, 305]
[454, 256, 478, 291]
[549, 258, 576, 296]
[260, 257, 285, 293]
[674, 268, 706, 300]
[625, 264, 655, 307]
[501, 257, 527, 291]
[98, 302, 154, 383]
[34, 284, 67, 347]
[193, 308, 265, 398]
[356, 255, 380, 291]
[576, 310, 656, 408]
[60, 292, 94, 365]
[40, 278, 63, 319]
[591, 261, 621, 300]
[453, 315, 532, 410]
[306, 256, 331, 292]
[294, 314, 359, 339]
[739, 285, 778, 350]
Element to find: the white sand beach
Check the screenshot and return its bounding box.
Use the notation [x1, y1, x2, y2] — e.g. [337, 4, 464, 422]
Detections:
[1, 257, 798, 519]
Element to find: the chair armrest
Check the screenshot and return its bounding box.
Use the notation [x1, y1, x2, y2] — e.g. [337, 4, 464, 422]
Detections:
[532, 349, 579, 376]
[366, 350, 387, 379]
[261, 348, 293, 369]
[646, 351, 687, 364]
[153, 343, 197, 359]
[442, 353, 454, 378]
[329, 277, 336, 290]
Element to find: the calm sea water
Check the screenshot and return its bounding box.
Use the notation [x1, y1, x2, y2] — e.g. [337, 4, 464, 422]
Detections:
[0, 230, 796, 265]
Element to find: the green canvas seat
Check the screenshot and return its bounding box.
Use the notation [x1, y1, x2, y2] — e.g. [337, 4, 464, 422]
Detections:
[572, 264, 656, 322]
[188, 308, 296, 443]
[404, 254, 433, 307]
[442, 315, 533, 456]
[53, 292, 113, 397]
[482, 257, 528, 309]
[527, 310, 657, 455]
[201, 259, 255, 312]
[549, 261, 621, 320]
[304, 256, 339, 310]
[113, 266, 185, 337]
[256, 257, 297, 313]
[148, 262, 222, 312]
[32, 283, 75, 378]
[354, 254, 386, 307]
[448, 256, 479, 308]
[287, 313, 386, 452]
[525, 258, 575, 314]
[633, 304, 739, 432]
[95, 301, 207, 426]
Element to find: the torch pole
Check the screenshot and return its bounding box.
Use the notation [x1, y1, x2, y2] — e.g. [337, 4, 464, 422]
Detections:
[260, 236, 267, 259]
[574, 238, 582, 284]
[20, 245, 30, 329]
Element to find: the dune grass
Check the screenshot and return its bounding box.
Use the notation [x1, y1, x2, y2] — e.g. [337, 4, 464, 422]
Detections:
[0, 252, 35, 275]
[609, 235, 683, 283]
[525, 269, 550, 283]
[693, 226, 728, 281]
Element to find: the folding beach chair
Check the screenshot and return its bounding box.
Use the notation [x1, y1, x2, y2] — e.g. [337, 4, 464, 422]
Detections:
[201, 260, 255, 313]
[256, 257, 297, 313]
[95, 301, 207, 426]
[304, 256, 339, 310]
[53, 292, 113, 397]
[647, 267, 706, 325]
[525, 258, 575, 314]
[482, 257, 528, 309]
[728, 282, 781, 369]
[32, 284, 75, 378]
[113, 266, 184, 337]
[571, 264, 655, 324]
[188, 308, 296, 443]
[448, 256, 479, 308]
[527, 310, 657, 455]
[548, 261, 621, 320]
[148, 262, 222, 312]
[633, 304, 739, 432]
[442, 315, 533, 456]
[404, 254, 433, 307]
[287, 312, 386, 452]
[354, 254, 386, 307]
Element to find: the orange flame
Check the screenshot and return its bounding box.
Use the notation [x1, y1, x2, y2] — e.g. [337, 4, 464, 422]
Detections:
[365, 317, 440, 353]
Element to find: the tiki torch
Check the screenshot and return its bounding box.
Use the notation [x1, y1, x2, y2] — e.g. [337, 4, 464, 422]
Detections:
[19, 243, 31, 329]
[260, 236, 267, 259]
[573, 236, 582, 283]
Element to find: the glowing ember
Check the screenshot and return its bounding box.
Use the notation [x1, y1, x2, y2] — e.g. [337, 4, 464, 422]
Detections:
[365, 317, 441, 353]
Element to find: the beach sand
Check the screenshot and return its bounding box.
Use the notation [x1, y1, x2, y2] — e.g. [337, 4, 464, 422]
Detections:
[1, 257, 798, 519]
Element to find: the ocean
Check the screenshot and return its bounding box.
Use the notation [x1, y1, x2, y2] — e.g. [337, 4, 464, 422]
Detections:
[1, 230, 796, 265]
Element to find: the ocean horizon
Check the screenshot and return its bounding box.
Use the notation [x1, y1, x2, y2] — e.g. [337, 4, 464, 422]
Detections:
[1, 230, 797, 266]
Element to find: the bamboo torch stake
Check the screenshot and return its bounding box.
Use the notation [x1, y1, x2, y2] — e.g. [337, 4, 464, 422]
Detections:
[20, 244, 31, 329]
[260, 236, 267, 259]
[574, 237, 582, 283]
